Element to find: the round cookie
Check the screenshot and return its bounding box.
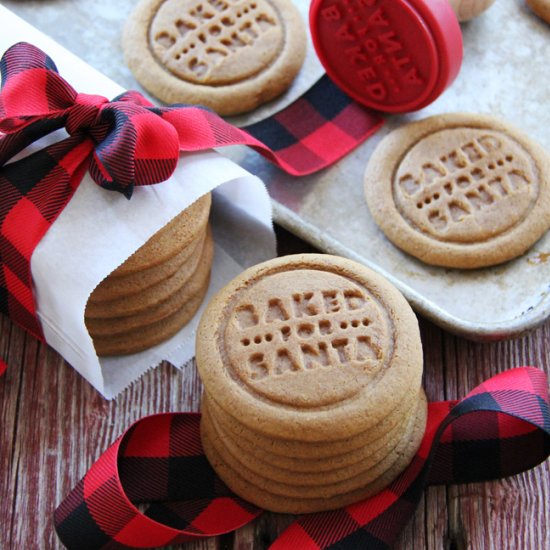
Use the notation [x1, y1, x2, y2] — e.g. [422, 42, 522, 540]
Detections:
[204, 386, 420, 460]
[526, 0, 550, 24]
[98, 193, 211, 282]
[201, 390, 427, 513]
[87, 227, 207, 304]
[364, 113, 550, 269]
[447, 0, 496, 21]
[92, 282, 209, 356]
[196, 254, 423, 442]
[202, 392, 424, 485]
[86, 229, 214, 336]
[86, 227, 211, 319]
[122, 0, 307, 116]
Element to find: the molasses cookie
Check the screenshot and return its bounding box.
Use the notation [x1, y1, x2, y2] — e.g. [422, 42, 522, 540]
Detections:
[196, 253, 423, 441]
[364, 114, 550, 269]
[447, 0, 496, 21]
[201, 390, 427, 513]
[122, 0, 307, 115]
[86, 227, 211, 319]
[87, 228, 207, 303]
[195, 254, 426, 513]
[526, 0, 550, 24]
[86, 228, 213, 336]
[90, 192, 211, 304]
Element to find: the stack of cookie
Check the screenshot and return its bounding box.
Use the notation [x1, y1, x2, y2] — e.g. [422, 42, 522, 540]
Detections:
[196, 254, 427, 513]
[85, 193, 212, 356]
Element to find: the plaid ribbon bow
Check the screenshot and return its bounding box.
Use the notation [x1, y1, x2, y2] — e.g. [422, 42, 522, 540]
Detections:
[0, 42, 382, 342]
[54, 367, 550, 549]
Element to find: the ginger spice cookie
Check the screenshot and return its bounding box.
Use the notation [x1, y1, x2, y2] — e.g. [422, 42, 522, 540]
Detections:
[123, 0, 307, 115]
[196, 254, 423, 440]
[86, 227, 213, 335]
[196, 253, 426, 513]
[526, 0, 550, 24]
[447, 0, 496, 21]
[201, 390, 427, 513]
[364, 114, 550, 269]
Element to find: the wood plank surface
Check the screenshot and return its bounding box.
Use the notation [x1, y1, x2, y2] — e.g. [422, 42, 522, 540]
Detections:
[0, 226, 549, 549]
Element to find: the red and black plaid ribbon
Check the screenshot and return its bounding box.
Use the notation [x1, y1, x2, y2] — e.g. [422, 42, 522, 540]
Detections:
[54, 367, 550, 549]
[0, 42, 382, 342]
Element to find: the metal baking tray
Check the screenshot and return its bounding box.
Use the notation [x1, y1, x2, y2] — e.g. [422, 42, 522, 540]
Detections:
[3, 0, 549, 340]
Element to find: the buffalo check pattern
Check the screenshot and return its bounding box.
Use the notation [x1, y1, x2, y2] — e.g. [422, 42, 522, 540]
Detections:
[54, 367, 550, 549]
[0, 42, 383, 342]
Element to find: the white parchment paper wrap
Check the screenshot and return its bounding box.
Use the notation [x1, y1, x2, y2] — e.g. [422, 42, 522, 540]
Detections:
[0, 7, 276, 398]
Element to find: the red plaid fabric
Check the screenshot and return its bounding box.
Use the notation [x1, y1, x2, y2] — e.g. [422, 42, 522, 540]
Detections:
[54, 367, 550, 549]
[0, 42, 383, 343]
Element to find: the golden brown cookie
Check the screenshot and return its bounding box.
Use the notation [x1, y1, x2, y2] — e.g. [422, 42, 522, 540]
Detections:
[202, 392, 424, 485]
[196, 254, 423, 442]
[86, 228, 213, 336]
[201, 390, 427, 513]
[203, 386, 419, 461]
[364, 114, 550, 269]
[122, 0, 307, 115]
[87, 227, 207, 304]
[92, 281, 209, 356]
[86, 227, 211, 319]
[447, 0, 496, 21]
[101, 193, 211, 280]
[526, 0, 550, 23]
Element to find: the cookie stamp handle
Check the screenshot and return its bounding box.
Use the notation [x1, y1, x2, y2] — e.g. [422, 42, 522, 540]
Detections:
[309, 0, 463, 112]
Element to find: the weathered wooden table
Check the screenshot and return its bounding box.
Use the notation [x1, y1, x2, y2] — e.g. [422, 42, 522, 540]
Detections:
[1, 227, 549, 549]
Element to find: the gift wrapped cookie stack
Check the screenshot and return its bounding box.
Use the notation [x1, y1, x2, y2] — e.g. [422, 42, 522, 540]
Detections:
[196, 254, 427, 513]
[85, 194, 212, 356]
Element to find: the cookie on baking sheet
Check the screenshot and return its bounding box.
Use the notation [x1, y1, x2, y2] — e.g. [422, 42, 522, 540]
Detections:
[122, 0, 307, 116]
[447, 0, 496, 21]
[86, 227, 213, 336]
[526, 0, 550, 23]
[364, 113, 550, 269]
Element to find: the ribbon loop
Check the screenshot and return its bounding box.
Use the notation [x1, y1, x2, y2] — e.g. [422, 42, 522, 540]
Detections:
[0, 39, 383, 343]
[53, 367, 550, 550]
[65, 92, 108, 136]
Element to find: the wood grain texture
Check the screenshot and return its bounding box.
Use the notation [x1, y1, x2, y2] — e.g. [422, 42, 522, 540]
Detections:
[0, 228, 549, 549]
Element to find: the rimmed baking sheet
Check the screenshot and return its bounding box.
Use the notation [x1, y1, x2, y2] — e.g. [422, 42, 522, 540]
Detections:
[3, 0, 549, 340]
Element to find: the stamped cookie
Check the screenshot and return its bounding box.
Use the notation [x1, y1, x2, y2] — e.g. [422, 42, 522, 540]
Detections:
[123, 0, 307, 115]
[196, 253, 423, 441]
[526, 0, 550, 24]
[364, 114, 550, 269]
[196, 253, 426, 513]
[447, 0, 496, 21]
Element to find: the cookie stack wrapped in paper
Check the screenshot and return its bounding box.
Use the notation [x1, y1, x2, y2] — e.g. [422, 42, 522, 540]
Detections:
[0, 8, 276, 398]
[85, 194, 214, 356]
[196, 254, 427, 513]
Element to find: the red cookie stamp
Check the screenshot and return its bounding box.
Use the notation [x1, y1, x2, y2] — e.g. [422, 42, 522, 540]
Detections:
[310, 0, 463, 112]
